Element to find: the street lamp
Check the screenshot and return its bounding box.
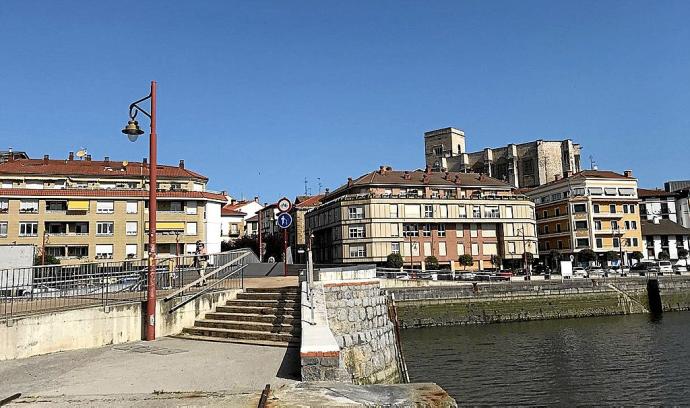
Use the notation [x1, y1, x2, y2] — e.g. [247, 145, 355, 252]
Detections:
[122, 81, 157, 341]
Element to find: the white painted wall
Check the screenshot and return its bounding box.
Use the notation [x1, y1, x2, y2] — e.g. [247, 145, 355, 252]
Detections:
[205, 202, 222, 254]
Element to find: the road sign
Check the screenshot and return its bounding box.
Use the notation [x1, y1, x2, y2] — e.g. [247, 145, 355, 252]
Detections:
[277, 212, 293, 229]
[277, 197, 292, 213]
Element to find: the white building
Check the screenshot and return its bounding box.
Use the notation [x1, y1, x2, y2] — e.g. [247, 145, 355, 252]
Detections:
[220, 198, 264, 241]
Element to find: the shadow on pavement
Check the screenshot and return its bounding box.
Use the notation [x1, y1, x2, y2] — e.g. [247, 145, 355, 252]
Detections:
[276, 346, 301, 381]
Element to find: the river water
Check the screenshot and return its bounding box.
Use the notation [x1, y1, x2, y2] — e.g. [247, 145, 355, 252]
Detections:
[401, 313, 690, 406]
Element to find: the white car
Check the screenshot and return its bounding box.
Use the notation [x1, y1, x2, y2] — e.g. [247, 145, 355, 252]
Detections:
[459, 272, 477, 281]
[658, 261, 673, 274]
[573, 267, 588, 278]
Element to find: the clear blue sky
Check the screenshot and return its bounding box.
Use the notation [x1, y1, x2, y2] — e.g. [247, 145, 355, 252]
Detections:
[1, 1, 688, 201]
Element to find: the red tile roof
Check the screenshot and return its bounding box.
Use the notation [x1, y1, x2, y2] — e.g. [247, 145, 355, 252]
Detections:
[294, 194, 325, 209]
[638, 188, 676, 198]
[0, 188, 226, 202]
[221, 208, 247, 217]
[0, 158, 208, 180]
[534, 170, 634, 190]
[222, 200, 252, 211]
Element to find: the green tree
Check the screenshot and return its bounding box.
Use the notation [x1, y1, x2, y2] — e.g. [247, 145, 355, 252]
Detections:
[548, 249, 561, 271]
[386, 253, 404, 268]
[658, 251, 670, 261]
[678, 248, 689, 266]
[33, 254, 60, 266]
[631, 251, 644, 262]
[604, 250, 621, 264]
[490, 254, 502, 269]
[577, 249, 597, 264]
[458, 254, 474, 271]
[424, 256, 439, 270]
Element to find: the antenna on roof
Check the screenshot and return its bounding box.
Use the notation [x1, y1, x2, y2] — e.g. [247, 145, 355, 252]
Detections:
[76, 148, 87, 160]
[589, 155, 597, 170]
[317, 177, 322, 194]
[304, 177, 308, 195]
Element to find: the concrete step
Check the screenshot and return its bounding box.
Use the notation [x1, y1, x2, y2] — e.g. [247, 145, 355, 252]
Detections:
[215, 305, 301, 316]
[172, 333, 299, 348]
[226, 299, 299, 308]
[204, 312, 300, 325]
[245, 287, 300, 294]
[237, 292, 301, 301]
[183, 326, 300, 343]
[194, 319, 300, 334]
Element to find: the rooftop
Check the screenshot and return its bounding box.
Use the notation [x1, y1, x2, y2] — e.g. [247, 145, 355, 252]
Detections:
[0, 156, 207, 181]
[638, 188, 676, 198]
[294, 194, 325, 209]
[531, 169, 635, 191]
[0, 188, 227, 202]
[641, 219, 690, 236]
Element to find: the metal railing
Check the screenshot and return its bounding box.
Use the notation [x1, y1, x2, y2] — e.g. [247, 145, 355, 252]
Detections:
[1, 248, 258, 321]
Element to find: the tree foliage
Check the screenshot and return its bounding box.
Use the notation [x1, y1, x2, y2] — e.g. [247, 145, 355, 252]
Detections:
[631, 251, 644, 261]
[34, 254, 60, 266]
[678, 248, 689, 260]
[604, 251, 621, 263]
[458, 254, 474, 270]
[424, 256, 439, 270]
[222, 236, 259, 255]
[577, 249, 597, 263]
[490, 254, 502, 268]
[386, 253, 404, 268]
[658, 251, 671, 261]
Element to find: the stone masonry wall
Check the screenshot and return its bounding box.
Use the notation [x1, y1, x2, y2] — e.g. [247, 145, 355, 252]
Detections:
[323, 280, 402, 384]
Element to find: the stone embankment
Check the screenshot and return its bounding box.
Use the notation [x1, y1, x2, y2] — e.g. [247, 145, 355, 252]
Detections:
[387, 277, 690, 328]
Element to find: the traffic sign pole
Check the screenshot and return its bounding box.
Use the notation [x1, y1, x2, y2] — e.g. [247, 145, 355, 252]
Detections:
[283, 229, 288, 277]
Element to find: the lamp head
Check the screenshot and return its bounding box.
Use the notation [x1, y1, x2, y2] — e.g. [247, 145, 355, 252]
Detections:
[122, 120, 144, 142]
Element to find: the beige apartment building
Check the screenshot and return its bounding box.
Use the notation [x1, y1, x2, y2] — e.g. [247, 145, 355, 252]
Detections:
[305, 167, 538, 270]
[0, 154, 225, 264]
[526, 170, 643, 265]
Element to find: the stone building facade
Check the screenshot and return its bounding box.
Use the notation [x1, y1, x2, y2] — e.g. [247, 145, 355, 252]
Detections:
[424, 127, 581, 188]
[305, 167, 538, 270]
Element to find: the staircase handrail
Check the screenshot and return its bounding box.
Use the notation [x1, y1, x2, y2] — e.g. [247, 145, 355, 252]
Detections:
[167, 264, 249, 314]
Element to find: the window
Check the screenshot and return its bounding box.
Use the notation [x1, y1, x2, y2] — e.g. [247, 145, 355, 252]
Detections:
[186, 244, 197, 255]
[126, 244, 137, 259]
[589, 187, 603, 196]
[613, 238, 620, 248]
[594, 220, 602, 230]
[438, 224, 446, 237]
[573, 188, 586, 196]
[542, 210, 548, 219]
[619, 188, 635, 196]
[575, 221, 588, 230]
[573, 204, 587, 213]
[349, 245, 366, 258]
[433, 145, 444, 156]
[456, 224, 464, 237]
[632, 238, 639, 247]
[604, 188, 617, 196]
[596, 238, 603, 248]
[471, 243, 480, 256]
[482, 224, 497, 237]
[1, 180, 11, 188]
[423, 242, 432, 256]
[95, 244, 113, 259]
[544, 225, 550, 234]
[458, 205, 467, 218]
[46, 201, 67, 211]
[349, 225, 365, 238]
[508, 242, 516, 253]
[558, 240, 564, 249]
[96, 201, 114, 214]
[348, 206, 364, 220]
[438, 242, 447, 257]
[609, 204, 617, 214]
[26, 180, 44, 189]
[623, 205, 629, 214]
[440, 205, 448, 218]
[97, 222, 114, 236]
[390, 223, 399, 237]
[186, 201, 197, 215]
[457, 243, 465, 255]
[424, 205, 433, 218]
[611, 220, 619, 230]
[551, 193, 562, 201]
[545, 242, 551, 250]
[187, 222, 197, 235]
[422, 223, 432, 237]
[19, 222, 38, 236]
[0, 222, 7, 237]
[470, 224, 478, 238]
[473, 206, 481, 218]
[403, 224, 418, 237]
[630, 205, 636, 214]
[126, 222, 138, 236]
[391, 242, 400, 254]
[68, 246, 88, 258]
[576, 238, 589, 248]
[19, 200, 39, 213]
[482, 243, 497, 256]
[593, 204, 600, 213]
[126, 201, 138, 214]
[390, 204, 398, 218]
[555, 208, 560, 217]
[485, 206, 499, 218]
[556, 223, 562, 233]
[506, 206, 514, 218]
[0, 199, 7, 213]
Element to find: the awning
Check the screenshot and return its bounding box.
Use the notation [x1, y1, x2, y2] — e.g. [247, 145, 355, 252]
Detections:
[67, 200, 89, 211]
[145, 222, 185, 231]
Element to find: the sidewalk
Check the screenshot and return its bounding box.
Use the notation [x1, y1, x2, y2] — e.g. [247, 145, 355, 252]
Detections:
[0, 336, 299, 405]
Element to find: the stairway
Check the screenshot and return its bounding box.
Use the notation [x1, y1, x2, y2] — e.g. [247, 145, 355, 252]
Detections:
[179, 286, 301, 347]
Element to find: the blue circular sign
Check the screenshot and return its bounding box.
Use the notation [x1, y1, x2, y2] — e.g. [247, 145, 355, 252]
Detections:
[277, 212, 293, 229]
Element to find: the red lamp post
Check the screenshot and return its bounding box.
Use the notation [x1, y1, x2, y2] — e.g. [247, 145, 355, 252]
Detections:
[122, 80, 158, 341]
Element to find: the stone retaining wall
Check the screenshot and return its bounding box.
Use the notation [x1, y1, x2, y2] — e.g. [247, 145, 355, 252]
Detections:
[323, 280, 402, 384]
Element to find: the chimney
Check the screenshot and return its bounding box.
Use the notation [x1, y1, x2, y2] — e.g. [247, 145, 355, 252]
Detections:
[143, 158, 148, 165]
[85, 154, 92, 161]
[325, 188, 330, 195]
[231, 199, 237, 205]
[221, 190, 227, 196]
[68, 151, 74, 161]
[43, 154, 49, 162]
[425, 165, 431, 174]
[179, 160, 185, 169]
[624, 170, 633, 178]
[378, 165, 385, 175]
[565, 170, 573, 178]
[254, 196, 259, 203]
[104, 156, 110, 164]
[347, 177, 353, 187]
[555, 174, 561, 181]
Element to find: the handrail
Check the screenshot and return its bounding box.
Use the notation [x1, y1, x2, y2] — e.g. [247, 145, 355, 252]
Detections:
[167, 264, 248, 314]
[163, 251, 251, 302]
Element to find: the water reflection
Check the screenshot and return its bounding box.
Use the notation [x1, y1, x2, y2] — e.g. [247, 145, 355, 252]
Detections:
[401, 313, 690, 405]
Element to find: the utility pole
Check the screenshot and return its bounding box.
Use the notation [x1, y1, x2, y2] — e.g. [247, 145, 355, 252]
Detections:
[258, 207, 263, 262]
[304, 177, 308, 195]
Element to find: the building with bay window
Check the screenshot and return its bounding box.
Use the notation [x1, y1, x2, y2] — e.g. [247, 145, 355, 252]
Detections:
[305, 167, 538, 270]
[0, 153, 225, 263]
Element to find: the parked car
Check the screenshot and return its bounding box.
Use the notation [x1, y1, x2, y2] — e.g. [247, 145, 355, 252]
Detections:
[475, 273, 492, 281]
[573, 267, 588, 278]
[587, 267, 605, 278]
[658, 261, 673, 274]
[22, 284, 61, 298]
[674, 264, 688, 274]
[459, 272, 477, 281]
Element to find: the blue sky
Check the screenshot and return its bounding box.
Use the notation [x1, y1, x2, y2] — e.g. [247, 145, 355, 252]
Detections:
[1, 1, 688, 201]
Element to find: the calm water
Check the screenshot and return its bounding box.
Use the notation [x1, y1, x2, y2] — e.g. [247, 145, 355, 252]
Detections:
[401, 313, 690, 406]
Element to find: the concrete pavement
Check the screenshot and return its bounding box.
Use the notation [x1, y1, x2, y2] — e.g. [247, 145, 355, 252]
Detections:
[0, 336, 299, 405]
